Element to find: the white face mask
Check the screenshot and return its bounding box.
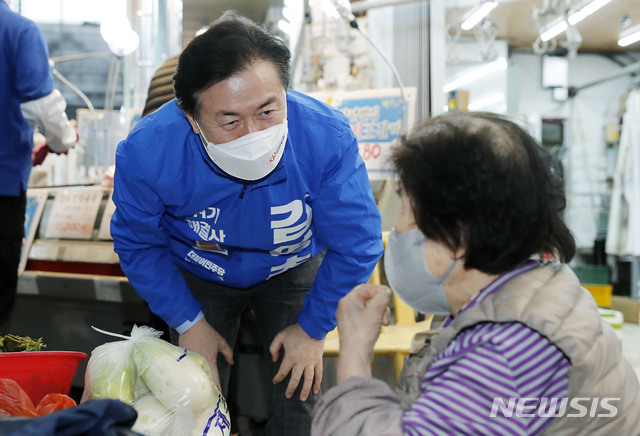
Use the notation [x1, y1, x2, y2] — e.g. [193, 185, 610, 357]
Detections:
[194, 119, 288, 181]
[384, 227, 457, 315]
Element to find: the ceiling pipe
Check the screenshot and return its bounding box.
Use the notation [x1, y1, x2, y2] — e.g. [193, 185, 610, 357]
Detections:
[569, 60, 640, 96]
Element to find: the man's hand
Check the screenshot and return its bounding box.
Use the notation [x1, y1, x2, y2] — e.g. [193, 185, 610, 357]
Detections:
[335, 284, 391, 383]
[270, 323, 324, 402]
[178, 317, 234, 390]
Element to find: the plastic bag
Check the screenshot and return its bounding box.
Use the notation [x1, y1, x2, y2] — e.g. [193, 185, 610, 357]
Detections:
[0, 379, 77, 417]
[83, 337, 137, 404]
[0, 378, 38, 417]
[36, 393, 78, 415]
[82, 325, 230, 436]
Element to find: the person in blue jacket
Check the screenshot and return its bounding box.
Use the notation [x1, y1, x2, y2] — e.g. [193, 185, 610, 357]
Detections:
[0, 0, 76, 328]
[110, 11, 383, 436]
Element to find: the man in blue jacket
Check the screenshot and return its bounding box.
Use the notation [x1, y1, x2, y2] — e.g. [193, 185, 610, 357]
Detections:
[111, 11, 383, 435]
[0, 0, 76, 328]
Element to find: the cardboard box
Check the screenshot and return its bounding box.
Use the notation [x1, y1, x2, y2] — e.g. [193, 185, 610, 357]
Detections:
[611, 296, 640, 324]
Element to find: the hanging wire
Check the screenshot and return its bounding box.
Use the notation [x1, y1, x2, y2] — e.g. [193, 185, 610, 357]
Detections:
[353, 25, 408, 135]
[338, 10, 408, 136]
[51, 67, 96, 118]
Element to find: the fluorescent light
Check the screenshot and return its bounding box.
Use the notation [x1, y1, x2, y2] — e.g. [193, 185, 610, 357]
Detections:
[618, 25, 640, 47]
[461, 1, 498, 31]
[284, 0, 301, 12]
[100, 17, 139, 56]
[568, 0, 612, 25]
[539, 0, 612, 42]
[540, 17, 568, 42]
[277, 19, 293, 36]
[443, 57, 507, 93]
[329, 0, 356, 23]
[468, 93, 505, 111]
[321, 0, 340, 19]
[282, 6, 296, 23]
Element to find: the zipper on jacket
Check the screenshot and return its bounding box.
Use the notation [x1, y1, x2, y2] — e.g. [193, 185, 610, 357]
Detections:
[240, 184, 248, 199]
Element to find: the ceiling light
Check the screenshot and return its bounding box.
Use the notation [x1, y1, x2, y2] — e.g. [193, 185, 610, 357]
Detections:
[568, 0, 612, 25]
[282, 6, 296, 23]
[461, 1, 498, 31]
[100, 17, 139, 56]
[443, 57, 507, 93]
[328, 0, 356, 24]
[539, 0, 612, 42]
[468, 93, 505, 111]
[618, 25, 640, 47]
[540, 17, 568, 42]
[284, 0, 301, 11]
[277, 19, 293, 36]
[320, 0, 340, 19]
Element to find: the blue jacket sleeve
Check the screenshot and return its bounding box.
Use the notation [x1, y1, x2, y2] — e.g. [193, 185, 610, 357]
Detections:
[297, 125, 384, 340]
[110, 138, 202, 330]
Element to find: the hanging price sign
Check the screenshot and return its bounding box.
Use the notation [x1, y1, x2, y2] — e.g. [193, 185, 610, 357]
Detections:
[44, 188, 104, 239]
[309, 87, 416, 180]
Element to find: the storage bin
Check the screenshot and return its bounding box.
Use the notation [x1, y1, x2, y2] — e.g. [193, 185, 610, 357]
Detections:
[584, 284, 613, 308]
[572, 265, 610, 285]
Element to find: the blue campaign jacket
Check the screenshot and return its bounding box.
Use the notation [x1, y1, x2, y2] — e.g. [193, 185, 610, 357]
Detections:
[111, 89, 384, 340]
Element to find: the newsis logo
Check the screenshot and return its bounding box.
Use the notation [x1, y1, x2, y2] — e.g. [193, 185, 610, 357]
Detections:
[490, 397, 620, 418]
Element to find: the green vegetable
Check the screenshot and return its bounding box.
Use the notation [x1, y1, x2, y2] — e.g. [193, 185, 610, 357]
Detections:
[0, 334, 46, 352]
[88, 342, 137, 404]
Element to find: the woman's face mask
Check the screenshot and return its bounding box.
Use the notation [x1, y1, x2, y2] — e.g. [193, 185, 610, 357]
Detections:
[195, 118, 288, 181]
[384, 227, 457, 315]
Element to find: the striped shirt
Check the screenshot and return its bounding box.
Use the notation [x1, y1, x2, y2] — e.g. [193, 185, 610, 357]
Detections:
[402, 261, 571, 435]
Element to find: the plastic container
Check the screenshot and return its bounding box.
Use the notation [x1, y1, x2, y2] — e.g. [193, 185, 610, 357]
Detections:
[584, 284, 613, 308]
[572, 265, 611, 285]
[599, 308, 624, 329]
[0, 351, 87, 405]
[599, 308, 624, 344]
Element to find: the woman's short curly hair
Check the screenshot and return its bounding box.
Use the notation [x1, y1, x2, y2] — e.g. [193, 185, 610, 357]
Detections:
[173, 10, 291, 119]
[392, 111, 575, 275]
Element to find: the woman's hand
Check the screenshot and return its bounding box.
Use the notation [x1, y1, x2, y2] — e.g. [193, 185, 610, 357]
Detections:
[336, 284, 391, 383]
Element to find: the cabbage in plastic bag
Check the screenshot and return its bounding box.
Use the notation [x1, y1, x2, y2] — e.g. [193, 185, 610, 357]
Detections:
[83, 325, 230, 436]
[85, 340, 136, 404]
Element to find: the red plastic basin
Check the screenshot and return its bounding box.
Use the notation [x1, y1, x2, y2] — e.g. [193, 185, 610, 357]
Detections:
[0, 351, 88, 405]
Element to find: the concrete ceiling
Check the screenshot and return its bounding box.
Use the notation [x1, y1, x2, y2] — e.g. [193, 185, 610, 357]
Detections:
[182, 0, 640, 53]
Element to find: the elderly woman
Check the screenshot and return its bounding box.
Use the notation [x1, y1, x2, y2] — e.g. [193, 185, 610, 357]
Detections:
[312, 112, 640, 435]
